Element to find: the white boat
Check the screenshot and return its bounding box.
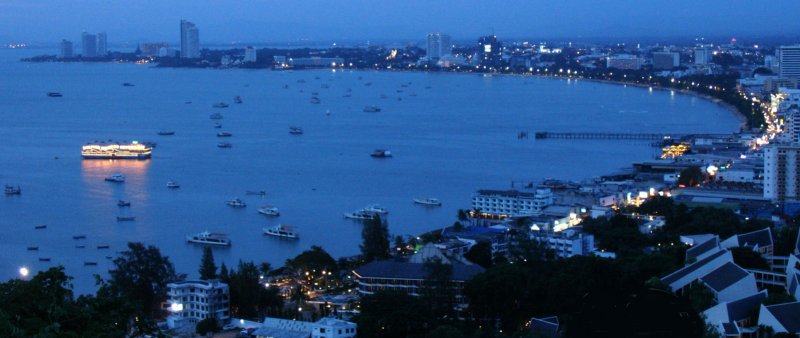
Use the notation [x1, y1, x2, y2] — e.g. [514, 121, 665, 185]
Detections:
[258, 205, 280, 216]
[217, 131, 233, 137]
[166, 181, 180, 189]
[363, 204, 388, 215]
[343, 209, 377, 220]
[414, 197, 442, 206]
[104, 173, 125, 182]
[186, 231, 231, 246]
[226, 198, 246, 208]
[217, 142, 232, 148]
[263, 225, 298, 239]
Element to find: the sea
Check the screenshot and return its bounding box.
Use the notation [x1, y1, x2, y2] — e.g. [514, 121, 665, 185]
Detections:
[0, 48, 740, 294]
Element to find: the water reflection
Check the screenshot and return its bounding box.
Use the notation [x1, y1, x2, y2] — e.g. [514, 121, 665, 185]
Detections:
[80, 159, 151, 202]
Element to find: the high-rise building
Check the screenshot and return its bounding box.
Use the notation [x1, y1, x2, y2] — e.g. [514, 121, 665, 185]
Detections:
[652, 52, 680, 69]
[81, 32, 97, 57]
[180, 20, 200, 59]
[140, 42, 168, 57]
[764, 144, 800, 201]
[779, 45, 800, 79]
[694, 47, 710, 65]
[243, 46, 257, 63]
[426, 33, 452, 61]
[97, 32, 107, 56]
[606, 54, 643, 70]
[478, 35, 503, 67]
[59, 39, 73, 58]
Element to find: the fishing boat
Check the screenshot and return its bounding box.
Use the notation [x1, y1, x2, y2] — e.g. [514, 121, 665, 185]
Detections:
[118, 200, 131, 207]
[363, 204, 388, 215]
[166, 181, 180, 189]
[363, 105, 381, 112]
[157, 131, 175, 136]
[258, 205, 280, 216]
[210, 113, 224, 120]
[72, 235, 87, 240]
[289, 127, 304, 135]
[47, 92, 63, 97]
[217, 142, 232, 148]
[263, 225, 299, 239]
[226, 198, 246, 208]
[212, 102, 229, 108]
[116, 216, 136, 222]
[186, 231, 231, 246]
[370, 149, 392, 158]
[34, 224, 47, 229]
[413, 197, 442, 206]
[217, 131, 233, 137]
[4, 185, 21, 195]
[104, 173, 125, 182]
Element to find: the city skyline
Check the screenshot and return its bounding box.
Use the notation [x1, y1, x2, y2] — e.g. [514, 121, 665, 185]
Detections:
[2, 0, 800, 44]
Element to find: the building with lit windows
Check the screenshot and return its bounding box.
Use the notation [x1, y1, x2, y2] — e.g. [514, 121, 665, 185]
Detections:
[779, 45, 800, 80]
[606, 54, 643, 70]
[530, 227, 597, 258]
[471, 189, 553, 218]
[180, 19, 200, 58]
[478, 35, 503, 67]
[166, 279, 230, 329]
[764, 144, 800, 202]
[694, 47, 710, 65]
[426, 33, 452, 61]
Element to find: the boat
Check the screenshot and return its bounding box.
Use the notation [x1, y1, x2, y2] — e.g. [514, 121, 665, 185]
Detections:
[363, 204, 388, 215]
[82, 141, 152, 159]
[217, 142, 232, 148]
[234, 96, 243, 104]
[321, 84, 330, 89]
[166, 181, 180, 189]
[34, 224, 47, 229]
[4, 185, 21, 195]
[309, 97, 321, 104]
[157, 131, 175, 136]
[212, 102, 229, 108]
[84, 262, 98, 266]
[75, 245, 85, 248]
[72, 235, 86, 240]
[122, 82, 135, 87]
[217, 131, 233, 137]
[370, 149, 392, 158]
[263, 225, 299, 239]
[97, 245, 110, 249]
[343, 210, 377, 220]
[413, 197, 442, 206]
[363, 105, 381, 112]
[39, 258, 51, 262]
[104, 173, 125, 182]
[117, 200, 131, 207]
[27, 246, 38, 251]
[326, 109, 331, 116]
[186, 231, 231, 246]
[226, 198, 246, 208]
[289, 127, 304, 135]
[258, 205, 280, 216]
[47, 92, 63, 97]
[213, 122, 222, 128]
[117, 216, 136, 222]
[210, 113, 224, 120]
[245, 190, 266, 196]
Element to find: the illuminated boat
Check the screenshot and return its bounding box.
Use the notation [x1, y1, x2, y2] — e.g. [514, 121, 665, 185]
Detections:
[81, 141, 152, 159]
[186, 231, 231, 246]
[263, 225, 298, 239]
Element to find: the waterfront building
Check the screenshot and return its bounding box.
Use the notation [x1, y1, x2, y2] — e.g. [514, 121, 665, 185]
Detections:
[166, 279, 230, 329]
[425, 32, 452, 61]
[180, 19, 200, 59]
[478, 35, 503, 67]
[779, 45, 800, 80]
[694, 47, 710, 65]
[244, 46, 257, 63]
[59, 39, 73, 58]
[140, 42, 168, 57]
[652, 52, 679, 70]
[471, 188, 553, 218]
[530, 228, 596, 258]
[606, 54, 643, 70]
[81, 32, 97, 57]
[97, 32, 107, 56]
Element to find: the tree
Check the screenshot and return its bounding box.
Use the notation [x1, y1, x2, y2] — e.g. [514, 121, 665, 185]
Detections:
[464, 241, 493, 268]
[219, 262, 229, 281]
[107, 242, 176, 320]
[196, 317, 221, 336]
[354, 291, 436, 338]
[427, 325, 465, 338]
[285, 246, 338, 275]
[227, 261, 283, 319]
[678, 166, 704, 187]
[199, 246, 218, 280]
[361, 215, 390, 262]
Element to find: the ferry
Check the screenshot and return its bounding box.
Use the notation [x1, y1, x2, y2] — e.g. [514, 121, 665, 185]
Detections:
[217, 131, 233, 137]
[82, 141, 152, 159]
[217, 142, 232, 148]
[414, 197, 442, 206]
[212, 102, 229, 108]
[104, 173, 125, 182]
[363, 204, 388, 215]
[289, 127, 304, 135]
[47, 92, 63, 97]
[363, 105, 381, 112]
[371, 149, 392, 158]
[166, 181, 180, 189]
[263, 225, 298, 239]
[186, 231, 231, 246]
[343, 210, 377, 220]
[116, 216, 136, 222]
[4, 185, 21, 195]
[258, 205, 280, 216]
[117, 200, 131, 207]
[226, 198, 246, 208]
[157, 131, 175, 136]
[210, 113, 224, 120]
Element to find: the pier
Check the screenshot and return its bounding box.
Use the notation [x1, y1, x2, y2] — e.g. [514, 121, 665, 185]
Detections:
[534, 131, 678, 140]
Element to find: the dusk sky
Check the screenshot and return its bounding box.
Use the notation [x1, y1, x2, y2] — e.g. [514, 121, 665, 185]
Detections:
[2, 0, 800, 44]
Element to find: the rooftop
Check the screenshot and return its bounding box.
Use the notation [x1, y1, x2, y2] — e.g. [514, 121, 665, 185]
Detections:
[700, 262, 749, 292]
[353, 260, 484, 281]
[764, 302, 800, 333]
[661, 250, 729, 286]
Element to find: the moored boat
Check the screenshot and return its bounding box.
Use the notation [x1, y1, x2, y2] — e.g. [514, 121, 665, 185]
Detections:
[413, 197, 442, 206]
[47, 92, 63, 97]
[217, 131, 233, 137]
[104, 173, 125, 182]
[166, 181, 180, 189]
[363, 204, 388, 215]
[158, 131, 175, 136]
[82, 141, 152, 160]
[4, 185, 21, 195]
[27, 246, 38, 251]
[234, 96, 243, 104]
[186, 231, 231, 246]
[212, 102, 229, 108]
[370, 149, 392, 158]
[34, 224, 47, 229]
[117, 216, 136, 222]
[258, 205, 280, 216]
[118, 200, 131, 207]
[210, 113, 224, 120]
[226, 198, 246, 208]
[343, 209, 377, 220]
[289, 127, 304, 135]
[263, 224, 299, 239]
[72, 235, 87, 240]
[217, 142, 232, 148]
[363, 105, 381, 112]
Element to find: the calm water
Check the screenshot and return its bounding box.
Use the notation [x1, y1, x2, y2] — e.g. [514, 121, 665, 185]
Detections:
[0, 49, 739, 293]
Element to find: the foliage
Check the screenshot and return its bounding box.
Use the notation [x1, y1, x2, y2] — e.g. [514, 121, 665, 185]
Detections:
[427, 325, 465, 338]
[196, 317, 221, 335]
[464, 241, 493, 268]
[360, 215, 390, 262]
[199, 246, 218, 280]
[353, 291, 437, 338]
[678, 166, 704, 187]
[774, 224, 799, 256]
[582, 214, 648, 255]
[685, 281, 716, 313]
[220, 260, 283, 319]
[107, 242, 176, 319]
[285, 245, 338, 275]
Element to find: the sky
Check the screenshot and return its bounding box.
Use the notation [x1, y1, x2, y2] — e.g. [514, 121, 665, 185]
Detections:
[1, 0, 799, 45]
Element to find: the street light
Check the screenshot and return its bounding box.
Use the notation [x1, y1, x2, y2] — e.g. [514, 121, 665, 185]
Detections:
[19, 266, 29, 278]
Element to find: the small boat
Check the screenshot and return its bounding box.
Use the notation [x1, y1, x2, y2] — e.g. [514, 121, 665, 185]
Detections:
[122, 82, 135, 87]
[34, 224, 47, 229]
[226, 198, 246, 208]
[72, 235, 86, 240]
[117, 200, 131, 207]
[157, 131, 175, 136]
[166, 181, 180, 189]
[370, 149, 392, 158]
[326, 109, 331, 116]
[212, 102, 229, 108]
[363, 204, 388, 215]
[321, 84, 330, 89]
[84, 262, 98, 266]
[343, 210, 377, 220]
[363, 105, 381, 112]
[309, 97, 321, 104]
[263, 224, 299, 239]
[27, 246, 38, 251]
[289, 127, 304, 135]
[213, 122, 222, 128]
[210, 113, 224, 120]
[186, 231, 231, 246]
[104, 174, 125, 183]
[234, 96, 243, 104]
[47, 92, 63, 97]
[217, 131, 233, 137]
[414, 197, 442, 206]
[297, 79, 306, 83]
[246, 190, 266, 196]
[75, 245, 85, 249]
[5, 185, 21, 195]
[217, 142, 232, 148]
[116, 216, 136, 222]
[97, 245, 110, 249]
[105, 256, 113, 259]
[258, 205, 280, 216]
[39, 258, 51, 262]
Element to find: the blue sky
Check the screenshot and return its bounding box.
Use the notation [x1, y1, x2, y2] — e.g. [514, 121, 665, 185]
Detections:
[2, 0, 799, 44]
